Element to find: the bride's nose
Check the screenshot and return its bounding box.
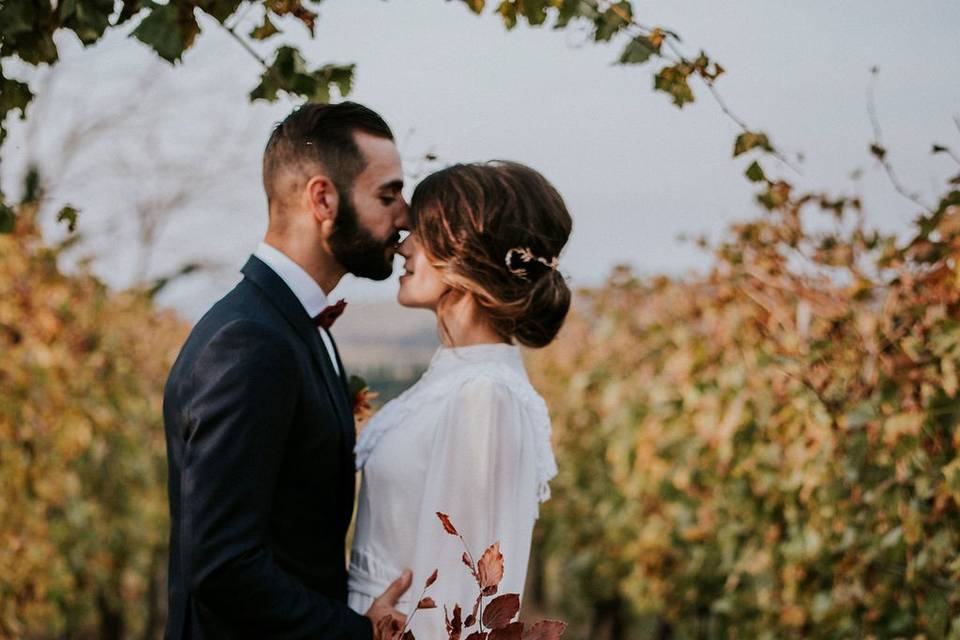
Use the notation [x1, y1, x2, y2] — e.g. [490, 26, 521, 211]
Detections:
[397, 234, 415, 259]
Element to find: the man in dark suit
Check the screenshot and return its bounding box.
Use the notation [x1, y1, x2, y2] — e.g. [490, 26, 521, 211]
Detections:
[163, 102, 412, 639]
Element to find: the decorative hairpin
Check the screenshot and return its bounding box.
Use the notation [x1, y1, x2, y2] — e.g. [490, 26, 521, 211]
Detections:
[505, 246, 560, 280]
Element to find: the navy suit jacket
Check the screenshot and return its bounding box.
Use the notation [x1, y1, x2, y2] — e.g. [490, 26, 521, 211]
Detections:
[163, 256, 371, 639]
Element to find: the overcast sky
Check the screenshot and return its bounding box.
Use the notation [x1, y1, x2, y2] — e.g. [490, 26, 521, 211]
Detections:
[4, 0, 959, 319]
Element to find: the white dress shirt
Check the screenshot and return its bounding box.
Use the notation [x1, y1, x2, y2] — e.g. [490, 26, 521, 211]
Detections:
[253, 242, 341, 376]
[347, 344, 558, 638]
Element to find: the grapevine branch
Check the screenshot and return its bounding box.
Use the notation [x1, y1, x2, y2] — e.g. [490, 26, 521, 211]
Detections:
[866, 70, 935, 213]
[221, 20, 269, 70]
[602, 0, 802, 174]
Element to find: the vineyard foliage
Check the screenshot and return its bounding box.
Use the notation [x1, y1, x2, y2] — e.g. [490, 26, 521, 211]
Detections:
[0, 200, 187, 638]
[529, 164, 960, 636]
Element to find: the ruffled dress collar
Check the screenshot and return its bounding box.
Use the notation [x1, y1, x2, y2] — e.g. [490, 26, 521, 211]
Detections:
[354, 342, 558, 504]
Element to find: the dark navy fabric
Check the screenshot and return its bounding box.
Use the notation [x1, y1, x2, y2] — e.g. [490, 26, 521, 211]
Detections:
[163, 256, 370, 640]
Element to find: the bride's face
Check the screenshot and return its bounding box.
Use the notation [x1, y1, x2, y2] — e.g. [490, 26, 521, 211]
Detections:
[396, 234, 448, 310]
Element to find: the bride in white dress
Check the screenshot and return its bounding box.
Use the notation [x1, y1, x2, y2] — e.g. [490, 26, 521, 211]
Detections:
[347, 161, 573, 637]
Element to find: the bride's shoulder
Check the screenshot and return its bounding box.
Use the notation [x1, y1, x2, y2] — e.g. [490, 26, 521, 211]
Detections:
[441, 367, 546, 415]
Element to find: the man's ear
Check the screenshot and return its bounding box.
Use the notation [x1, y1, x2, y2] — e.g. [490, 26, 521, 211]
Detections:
[306, 174, 339, 238]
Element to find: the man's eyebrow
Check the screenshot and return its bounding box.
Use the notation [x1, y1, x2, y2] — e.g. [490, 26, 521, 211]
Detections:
[378, 179, 404, 193]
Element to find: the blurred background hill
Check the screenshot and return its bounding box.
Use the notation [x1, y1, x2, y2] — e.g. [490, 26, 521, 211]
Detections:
[334, 302, 438, 403]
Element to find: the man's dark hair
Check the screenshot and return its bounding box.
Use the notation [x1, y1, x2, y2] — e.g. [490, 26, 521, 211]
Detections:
[262, 101, 394, 205]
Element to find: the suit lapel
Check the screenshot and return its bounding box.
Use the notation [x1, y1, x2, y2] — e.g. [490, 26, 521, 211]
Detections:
[323, 328, 350, 395]
[240, 256, 352, 431]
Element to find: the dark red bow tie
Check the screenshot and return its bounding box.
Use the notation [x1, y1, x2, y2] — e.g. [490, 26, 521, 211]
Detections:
[313, 299, 347, 329]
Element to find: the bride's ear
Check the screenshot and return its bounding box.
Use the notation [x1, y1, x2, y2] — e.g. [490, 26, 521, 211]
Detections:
[305, 174, 339, 237]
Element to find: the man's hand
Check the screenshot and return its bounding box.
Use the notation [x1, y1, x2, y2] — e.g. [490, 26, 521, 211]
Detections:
[366, 569, 412, 640]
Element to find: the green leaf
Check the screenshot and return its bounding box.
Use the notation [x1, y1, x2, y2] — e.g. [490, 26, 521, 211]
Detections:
[653, 63, 695, 108]
[733, 131, 773, 157]
[519, 0, 549, 26]
[745, 161, 765, 183]
[196, 0, 243, 23]
[554, 0, 597, 29]
[22, 166, 42, 204]
[1, 74, 34, 121]
[498, 0, 551, 27]
[323, 64, 356, 98]
[462, 0, 485, 13]
[869, 143, 886, 161]
[114, 0, 152, 26]
[0, 201, 15, 234]
[250, 47, 354, 103]
[58, 0, 79, 21]
[132, 2, 201, 63]
[618, 35, 655, 65]
[60, 0, 114, 45]
[57, 206, 80, 233]
[0, 70, 33, 146]
[594, 1, 632, 42]
[497, 0, 518, 29]
[249, 14, 281, 40]
[349, 374, 369, 396]
[0, 0, 60, 64]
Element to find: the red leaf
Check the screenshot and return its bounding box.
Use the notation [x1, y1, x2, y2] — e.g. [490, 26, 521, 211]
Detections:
[445, 604, 463, 640]
[464, 593, 480, 628]
[489, 622, 523, 640]
[522, 620, 567, 640]
[477, 542, 504, 591]
[464, 633, 488, 640]
[463, 552, 476, 575]
[425, 569, 439, 588]
[482, 594, 520, 629]
[482, 585, 498, 597]
[419, 597, 437, 609]
[437, 512, 459, 536]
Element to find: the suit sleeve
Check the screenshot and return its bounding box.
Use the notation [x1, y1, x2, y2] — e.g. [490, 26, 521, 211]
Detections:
[180, 319, 372, 639]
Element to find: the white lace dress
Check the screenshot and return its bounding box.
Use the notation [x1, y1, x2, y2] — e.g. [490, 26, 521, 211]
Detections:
[347, 344, 557, 638]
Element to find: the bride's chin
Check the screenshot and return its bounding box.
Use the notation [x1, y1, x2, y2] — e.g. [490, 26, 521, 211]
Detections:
[396, 287, 414, 308]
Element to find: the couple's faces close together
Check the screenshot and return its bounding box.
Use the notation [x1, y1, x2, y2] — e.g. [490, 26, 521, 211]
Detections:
[325, 131, 446, 310]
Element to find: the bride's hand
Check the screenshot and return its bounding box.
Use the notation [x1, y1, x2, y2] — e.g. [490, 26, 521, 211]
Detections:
[366, 569, 412, 639]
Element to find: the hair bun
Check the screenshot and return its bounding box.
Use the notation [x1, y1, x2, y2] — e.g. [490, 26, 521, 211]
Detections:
[410, 160, 573, 349]
[512, 269, 571, 349]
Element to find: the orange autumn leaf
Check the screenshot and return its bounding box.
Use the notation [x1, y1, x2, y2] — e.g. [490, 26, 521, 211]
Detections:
[436, 512, 459, 536]
[477, 542, 504, 595]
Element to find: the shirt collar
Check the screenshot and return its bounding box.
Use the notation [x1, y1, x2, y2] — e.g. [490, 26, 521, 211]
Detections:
[253, 242, 330, 319]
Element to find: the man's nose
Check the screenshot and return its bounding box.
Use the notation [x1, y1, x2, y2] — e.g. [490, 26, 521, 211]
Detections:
[395, 199, 410, 231]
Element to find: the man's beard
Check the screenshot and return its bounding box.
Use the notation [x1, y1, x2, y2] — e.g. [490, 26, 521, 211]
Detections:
[328, 191, 399, 281]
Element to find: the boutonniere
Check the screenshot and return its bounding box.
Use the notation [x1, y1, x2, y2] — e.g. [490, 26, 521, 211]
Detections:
[349, 374, 378, 434]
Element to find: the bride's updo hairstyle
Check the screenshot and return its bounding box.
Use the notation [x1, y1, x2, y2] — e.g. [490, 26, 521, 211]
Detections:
[410, 161, 573, 349]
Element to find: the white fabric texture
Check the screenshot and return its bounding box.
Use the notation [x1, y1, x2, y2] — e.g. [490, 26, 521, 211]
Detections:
[253, 241, 340, 375]
[348, 344, 557, 638]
